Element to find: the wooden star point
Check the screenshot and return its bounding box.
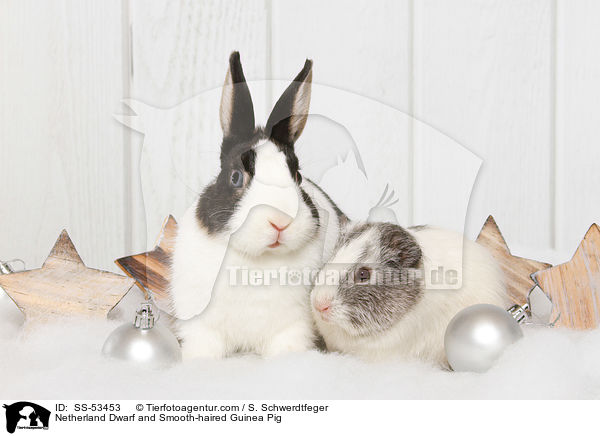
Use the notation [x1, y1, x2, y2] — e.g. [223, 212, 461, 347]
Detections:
[115, 215, 176, 310]
[0, 230, 135, 322]
[533, 223, 600, 329]
[476, 215, 552, 305]
[44, 230, 84, 265]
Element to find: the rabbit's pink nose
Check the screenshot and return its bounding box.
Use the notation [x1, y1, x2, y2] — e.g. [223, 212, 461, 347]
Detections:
[270, 221, 290, 232]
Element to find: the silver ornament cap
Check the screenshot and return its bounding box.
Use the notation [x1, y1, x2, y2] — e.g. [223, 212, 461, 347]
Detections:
[0, 261, 12, 300]
[0, 259, 25, 300]
[102, 302, 181, 369]
[0, 261, 14, 275]
[444, 304, 523, 372]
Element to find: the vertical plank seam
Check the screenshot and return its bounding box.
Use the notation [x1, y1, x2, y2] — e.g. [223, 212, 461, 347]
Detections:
[550, 0, 559, 250]
[121, 0, 133, 254]
[407, 0, 415, 226]
[265, 0, 273, 108]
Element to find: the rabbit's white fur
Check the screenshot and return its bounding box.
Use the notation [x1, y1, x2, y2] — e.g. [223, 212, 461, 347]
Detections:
[312, 226, 509, 366]
[171, 146, 342, 359]
[170, 53, 346, 360]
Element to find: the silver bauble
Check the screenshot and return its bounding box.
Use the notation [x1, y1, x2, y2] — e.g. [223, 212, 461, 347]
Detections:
[444, 304, 523, 372]
[102, 302, 181, 369]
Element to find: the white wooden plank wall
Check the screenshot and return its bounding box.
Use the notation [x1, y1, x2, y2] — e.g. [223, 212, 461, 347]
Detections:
[271, 0, 414, 224]
[413, 0, 554, 257]
[555, 0, 600, 255]
[1, 0, 599, 268]
[127, 0, 269, 249]
[0, 0, 128, 272]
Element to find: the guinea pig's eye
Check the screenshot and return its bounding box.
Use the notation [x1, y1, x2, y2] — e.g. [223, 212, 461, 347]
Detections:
[230, 169, 244, 188]
[355, 266, 371, 283]
[295, 171, 302, 184]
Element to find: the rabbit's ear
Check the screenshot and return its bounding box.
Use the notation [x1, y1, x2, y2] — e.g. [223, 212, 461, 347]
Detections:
[266, 59, 313, 146]
[220, 51, 255, 138]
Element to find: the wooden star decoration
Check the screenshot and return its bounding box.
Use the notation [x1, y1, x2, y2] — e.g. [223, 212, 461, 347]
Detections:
[0, 230, 135, 322]
[532, 223, 600, 330]
[115, 215, 176, 311]
[476, 215, 552, 305]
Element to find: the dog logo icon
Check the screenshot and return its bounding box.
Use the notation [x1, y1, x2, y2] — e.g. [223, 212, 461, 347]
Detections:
[3, 402, 50, 434]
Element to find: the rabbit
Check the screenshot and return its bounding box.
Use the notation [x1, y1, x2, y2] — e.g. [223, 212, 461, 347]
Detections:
[170, 52, 347, 360]
[310, 221, 509, 366]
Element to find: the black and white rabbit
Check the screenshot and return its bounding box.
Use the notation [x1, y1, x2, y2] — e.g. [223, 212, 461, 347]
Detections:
[311, 222, 509, 366]
[170, 52, 347, 359]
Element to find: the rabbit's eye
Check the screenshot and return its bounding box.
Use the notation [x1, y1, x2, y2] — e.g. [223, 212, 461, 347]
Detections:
[230, 169, 244, 188]
[295, 171, 302, 184]
[355, 267, 371, 283]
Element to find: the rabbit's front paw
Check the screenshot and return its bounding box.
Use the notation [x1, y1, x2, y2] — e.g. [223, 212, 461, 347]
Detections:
[262, 323, 314, 358]
[180, 324, 227, 361]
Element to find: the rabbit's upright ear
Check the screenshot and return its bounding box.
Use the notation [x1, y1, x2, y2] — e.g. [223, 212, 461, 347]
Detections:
[266, 59, 313, 146]
[220, 52, 255, 138]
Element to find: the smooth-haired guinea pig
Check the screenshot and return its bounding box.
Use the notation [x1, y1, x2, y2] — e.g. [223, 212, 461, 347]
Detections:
[310, 222, 509, 366]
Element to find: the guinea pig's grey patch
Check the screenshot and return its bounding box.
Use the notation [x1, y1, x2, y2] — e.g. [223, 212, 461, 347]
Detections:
[358, 242, 375, 263]
[335, 222, 371, 251]
[313, 332, 328, 352]
[378, 223, 422, 269]
[338, 222, 424, 335]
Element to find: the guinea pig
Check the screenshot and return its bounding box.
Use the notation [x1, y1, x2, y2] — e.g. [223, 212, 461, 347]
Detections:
[310, 222, 509, 366]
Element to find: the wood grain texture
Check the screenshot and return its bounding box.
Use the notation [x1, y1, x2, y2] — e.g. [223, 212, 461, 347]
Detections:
[0, 0, 128, 272]
[128, 0, 269, 251]
[1, 0, 599, 294]
[270, 0, 413, 225]
[413, 0, 553, 248]
[476, 215, 552, 305]
[554, 0, 600, 255]
[533, 224, 600, 329]
[115, 215, 176, 310]
[0, 230, 135, 323]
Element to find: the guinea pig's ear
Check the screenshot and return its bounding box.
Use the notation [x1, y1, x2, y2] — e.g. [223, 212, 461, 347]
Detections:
[266, 59, 313, 146]
[220, 51, 255, 138]
[381, 225, 423, 269]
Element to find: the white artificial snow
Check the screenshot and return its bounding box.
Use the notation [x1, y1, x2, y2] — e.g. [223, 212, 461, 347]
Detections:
[1, 289, 599, 400]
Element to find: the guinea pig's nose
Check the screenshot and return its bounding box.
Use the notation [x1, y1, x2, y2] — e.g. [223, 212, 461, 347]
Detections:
[314, 300, 332, 313]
